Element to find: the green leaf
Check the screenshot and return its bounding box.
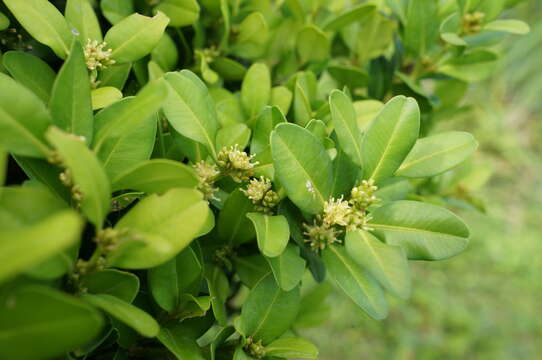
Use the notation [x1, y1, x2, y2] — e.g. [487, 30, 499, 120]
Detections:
[204, 264, 230, 326]
[294, 283, 332, 328]
[151, 33, 179, 71]
[241, 63, 271, 121]
[231, 12, 268, 59]
[210, 326, 236, 360]
[234, 255, 271, 288]
[46, 126, 111, 228]
[155, 0, 200, 27]
[65, 0, 103, 42]
[109, 188, 212, 268]
[355, 13, 396, 64]
[0, 149, 5, 186]
[148, 244, 203, 312]
[50, 40, 94, 144]
[331, 149, 359, 198]
[2, 51, 56, 103]
[0, 73, 51, 157]
[97, 63, 132, 89]
[265, 337, 319, 359]
[163, 70, 218, 158]
[361, 96, 420, 183]
[345, 230, 411, 299]
[210, 57, 247, 81]
[322, 244, 388, 320]
[403, 0, 439, 56]
[0, 210, 82, 284]
[157, 325, 205, 360]
[328, 65, 369, 91]
[292, 73, 313, 126]
[296, 25, 329, 63]
[218, 189, 255, 246]
[270, 86, 293, 116]
[322, 3, 376, 31]
[0, 11, 9, 31]
[105, 12, 169, 63]
[271, 123, 333, 214]
[247, 213, 290, 258]
[266, 244, 306, 291]
[93, 80, 168, 179]
[0, 285, 104, 360]
[216, 123, 251, 150]
[82, 293, 159, 337]
[329, 90, 363, 166]
[251, 106, 286, 156]
[91, 87, 123, 110]
[100, 0, 134, 25]
[111, 159, 198, 193]
[370, 200, 470, 260]
[3, 0, 72, 58]
[483, 19, 530, 34]
[396, 131, 478, 178]
[438, 50, 498, 82]
[81, 269, 140, 303]
[239, 274, 300, 344]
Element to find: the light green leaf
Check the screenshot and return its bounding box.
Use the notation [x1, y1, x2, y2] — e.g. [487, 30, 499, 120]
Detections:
[239, 274, 300, 344]
[270, 86, 293, 116]
[97, 63, 132, 89]
[148, 245, 203, 312]
[100, 0, 134, 25]
[3, 0, 72, 58]
[293, 74, 313, 126]
[329, 89, 363, 166]
[370, 200, 470, 260]
[271, 123, 333, 214]
[265, 337, 319, 359]
[0, 210, 82, 284]
[151, 33, 179, 71]
[210, 57, 247, 81]
[109, 188, 213, 268]
[65, 0, 103, 42]
[112, 159, 198, 193]
[93, 80, 167, 179]
[328, 65, 369, 91]
[82, 293, 159, 337]
[483, 19, 530, 35]
[163, 70, 218, 158]
[322, 244, 388, 320]
[241, 63, 271, 121]
[353, 100, 384, 130]
[231, 12, 268, 59]
[0, 12, 9, 31]
[438, 50, 498, 82]
[46, 126, 111, 228]
[0, 285, 104, 360]
[403, 0, 439, 56]
[91, 87, 123, 110]
[155, 0, 200, 27]
[345, 230, 411, 299]
[247, 213, 290, 258]
[331, 149, 359, 198]
[2, 51, 56, 103]
[105, 12, 169, 63]
[218, 189, 255, 246]
[266, 244, 306, 291]
[296, 25, 329, 63]
[361, 96, 420, 183]
[322, 3, 376, 31]
[204, 264, 230, 326]
[396, 131, 478, 178]
[251, 106, 286, 156]
[355, 13, 396, 64]
[0, 73, 51, 157]
[50, 40, 94, 144]
[216, 123, 251, 150]
[81, 269, 140, 303]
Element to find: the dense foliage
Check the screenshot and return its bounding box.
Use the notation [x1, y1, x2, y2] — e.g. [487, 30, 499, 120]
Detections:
[0, 0, 529, 359]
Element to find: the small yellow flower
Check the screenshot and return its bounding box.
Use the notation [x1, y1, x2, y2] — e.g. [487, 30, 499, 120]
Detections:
[303, 220, 340, 252]
[217, 145, 258, 182]
[323, 196, 352, 227]
[193, 161, 219, 200]
[84, 39, 115, 71]
[350, 179, 379, 210]
[241, 176, 279, 214]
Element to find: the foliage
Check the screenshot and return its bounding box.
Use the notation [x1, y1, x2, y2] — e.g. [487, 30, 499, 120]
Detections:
[0, 0, 529, 359]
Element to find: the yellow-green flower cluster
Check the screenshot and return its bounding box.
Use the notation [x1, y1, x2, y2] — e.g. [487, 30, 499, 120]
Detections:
[193, 161, 220, 200]
[84, 39, 115, 71]
[241, 176, 279, 214]
[216, 145, 258, 182]
[350, 179, 379, 210]
[303, 221, 340, 252]
[462, 11, 485, 35]
[245, 337, 266, 359]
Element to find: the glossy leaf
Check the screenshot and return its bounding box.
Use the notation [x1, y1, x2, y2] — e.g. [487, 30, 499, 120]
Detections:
[361, 96, 420, 183]
[0, 287, 102, 359]
[155, 0, 200, 27]
[247, 213, 290, 258]
[438, 51, 499, 82]
[46, 127, 111, 228]
[266, 244, 306, 291]
[251, 106, 286, 155]
[81, 269, 140, 303]
[370, 200, 470, 260]
[50, 40, 94, 144]
[345, 230, 411, 299]
[265, 337, 319, 359]
[239, 274, 300, 344]
[216, 123, 251, 150]
[329, 89, 363, 166]
[100, 0, 134, 25]
[82, 293, 159, 337]
[270, 86, 293, 115]
[3, 0, 72, 58]
[163, 71, 218, 158]
[322, 244, 388, 320]
[2, 51, 56, 103]
[403, 0, 439, 56]
[204, 264, 230, 326]
[484, 19, 530, 34]
[109, 188, 212, 268]
[271, 123, 333, 214]
[111, 159, 198, 193]
[0, 73, 51, 157]
[151, 33, 179, 71]
[157, 325, 205, 360]
[241, 63, 271, 120]
[65, 0, 103, 42]
[91, 87, 123, 110]
[105, 12, 169, 63]
[296, 25, 329, 63]
[396, 131, 478, 178]
[322, 4, 376, 31]
[218, 189, 255, 246]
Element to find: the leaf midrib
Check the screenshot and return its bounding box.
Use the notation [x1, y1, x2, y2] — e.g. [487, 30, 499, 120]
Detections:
[397, 140, 473, 172]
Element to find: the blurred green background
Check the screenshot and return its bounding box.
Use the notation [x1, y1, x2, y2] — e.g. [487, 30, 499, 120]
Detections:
[301, 2, 542, 359]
